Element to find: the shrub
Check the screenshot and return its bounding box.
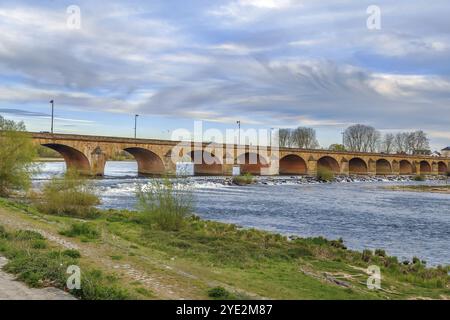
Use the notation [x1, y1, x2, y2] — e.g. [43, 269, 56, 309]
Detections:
[76, 269, 131, 300]
[14, 230, 45, 241]
[32, 239, 48, 249]
[317, 167, 334, 182]
[62, 249, 81, 259]
[375, 249, 386, 257]
[3, 250, 77, 288]
[0, 225, 9, 239]
[208, 286, 231, 299]
[232, 173, 255, 185]
[362, 249, 373, 262]
[137, 177, 194, 231]
[413, 175, 425, 181]
[36, 169, 100, 218]
[0, 116, 38, 196]
[59, 222, 100, 240]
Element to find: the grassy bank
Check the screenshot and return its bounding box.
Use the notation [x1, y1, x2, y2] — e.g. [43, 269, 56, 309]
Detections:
[0, 198, 448, 300]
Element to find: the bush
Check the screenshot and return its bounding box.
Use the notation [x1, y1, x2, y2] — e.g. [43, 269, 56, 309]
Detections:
[232, 173, 255, 185]
[362, 249, 373, 262]
[32, 239, 48, 249]
[208, 286, 231, 299]
[0, 116, 38, 196]
[3, 250, 77, 288]
[413, 175, 425, 181]
[77, 269, 131, 300]
[0, 225, 8, 239]
[36, 169, 100, 218]
[59, 222, 100, 240]
[62, 249, 81, 259]
[137, 177, 194, 231]
[14, 230, 45, 241]
[317, 167, 334, 182]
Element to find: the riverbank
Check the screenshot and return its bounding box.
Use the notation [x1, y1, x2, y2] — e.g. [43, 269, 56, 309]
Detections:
[0, 197, 448, 300]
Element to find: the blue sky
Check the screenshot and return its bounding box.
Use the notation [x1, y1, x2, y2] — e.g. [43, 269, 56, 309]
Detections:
[0, 0, 449, 150]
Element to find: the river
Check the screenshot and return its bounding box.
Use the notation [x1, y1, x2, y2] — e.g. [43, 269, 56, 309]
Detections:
[33, 161, 450, 266]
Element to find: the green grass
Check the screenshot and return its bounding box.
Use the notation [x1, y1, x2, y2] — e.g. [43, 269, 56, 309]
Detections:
[59, 222, 100, 241]
[0, 224, 133, 299]
[0, 197, 448, 300]
[104, 213, 449, 299]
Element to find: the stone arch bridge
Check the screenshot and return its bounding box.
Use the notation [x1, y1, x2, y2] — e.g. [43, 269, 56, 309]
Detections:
[32, 133, 450, 177]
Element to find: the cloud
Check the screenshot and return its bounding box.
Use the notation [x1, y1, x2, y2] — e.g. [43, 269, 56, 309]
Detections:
[0, 1, 449, 149]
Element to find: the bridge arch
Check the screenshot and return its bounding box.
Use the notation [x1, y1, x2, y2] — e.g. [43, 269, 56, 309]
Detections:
[399, 160, 413, 175]
[237, 152, 268, 175]
[189, 150, 223, 175]
[438, 161, 448, 174]
[376, 159, 392, 175]
[123, 147, 165, 175]
[317, 156, 340, 174]
[41, 144, 90, 174]
[349, 157, 368, 175]
[279, 154, 307, 175]
[419, 161, 431, 174]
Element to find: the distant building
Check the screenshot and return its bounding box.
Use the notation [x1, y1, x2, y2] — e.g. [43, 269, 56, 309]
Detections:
[442, 147, 450, 157]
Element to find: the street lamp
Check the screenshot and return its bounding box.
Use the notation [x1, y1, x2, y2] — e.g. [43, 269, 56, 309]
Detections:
[236, 120, 241, 145]
[134, 114, 139, 139]
[270, 127, 274, 146]
[49, 100, 54, 133]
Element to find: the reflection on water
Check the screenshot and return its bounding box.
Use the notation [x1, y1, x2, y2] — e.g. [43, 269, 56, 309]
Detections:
[34, 161, 450, 266]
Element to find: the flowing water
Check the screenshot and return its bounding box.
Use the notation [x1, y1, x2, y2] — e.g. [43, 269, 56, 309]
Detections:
[33, 161, 450, 266]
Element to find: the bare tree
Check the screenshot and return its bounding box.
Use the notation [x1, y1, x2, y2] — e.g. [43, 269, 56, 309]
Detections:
[278, 128, 292, 148]
[381, 133, 395, 153]
[394, 131, 430, 154]
[290, 127, 319, 149]
[394, 132, 409, 153]
[343, 124, 380, 152]
[410, 130, 430, 153]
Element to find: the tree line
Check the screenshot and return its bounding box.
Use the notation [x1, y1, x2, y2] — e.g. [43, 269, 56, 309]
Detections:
[277, 124, 431, 155]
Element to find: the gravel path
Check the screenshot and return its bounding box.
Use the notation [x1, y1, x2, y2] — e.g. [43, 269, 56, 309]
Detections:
[0, 257, 75, 300]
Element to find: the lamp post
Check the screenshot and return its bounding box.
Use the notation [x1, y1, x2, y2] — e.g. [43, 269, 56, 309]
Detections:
[134, 114, 139, 139]
[236, 120, 241, 145]
[49, 100, 54, 133]
[270, 127, 274, 146]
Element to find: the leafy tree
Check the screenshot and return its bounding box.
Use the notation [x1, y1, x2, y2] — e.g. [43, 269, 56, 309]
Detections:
[0, 116, 37, 196]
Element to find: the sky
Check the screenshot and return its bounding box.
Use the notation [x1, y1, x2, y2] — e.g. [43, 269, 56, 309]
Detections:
[0, 0, 449, 150]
